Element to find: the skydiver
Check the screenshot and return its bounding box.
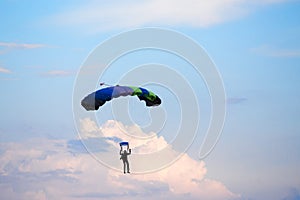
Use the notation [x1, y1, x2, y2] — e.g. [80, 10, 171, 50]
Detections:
[120, 149, 131, 174]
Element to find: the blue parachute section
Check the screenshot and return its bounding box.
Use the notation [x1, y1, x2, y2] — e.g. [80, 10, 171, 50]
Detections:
[119, 142, 129, 146]
[119, 142, 129, 151]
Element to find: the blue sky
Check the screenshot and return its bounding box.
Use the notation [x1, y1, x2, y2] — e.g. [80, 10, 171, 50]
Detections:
[1, 0, 300, 199]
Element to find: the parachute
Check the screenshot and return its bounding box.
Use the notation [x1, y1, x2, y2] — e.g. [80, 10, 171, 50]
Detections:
[119, 142, 129, 151]
[81, 85, 162, 111]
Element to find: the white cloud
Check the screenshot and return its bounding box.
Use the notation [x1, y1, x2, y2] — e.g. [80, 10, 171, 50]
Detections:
[0, 67, 12, 74]
[227, 97, 247, 105]
[108, 153, 237, 199]
[79, 117, 101, 138]
[0, 119, 240, 200]
[0, 42, 48, 55]
[0, 42, 46, 49]
[42, 70, 73, 77]
[251, 45, 300, 57]
[99, 120, 169, 153]
[49, 0, 288, 32]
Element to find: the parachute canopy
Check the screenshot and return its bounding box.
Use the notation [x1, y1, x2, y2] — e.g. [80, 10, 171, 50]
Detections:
[119, 142, 129, 147]
[119, 142, 130, 152]
[81, 85, 161, 111]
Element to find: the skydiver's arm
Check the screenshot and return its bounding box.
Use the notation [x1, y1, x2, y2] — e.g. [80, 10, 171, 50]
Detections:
[128, 149, 131, 155]
[120, 150, 123, 155]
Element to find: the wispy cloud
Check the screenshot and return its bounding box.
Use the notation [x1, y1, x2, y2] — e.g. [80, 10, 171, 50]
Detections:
[0, 65, 17, 81]
[0, 67, 12, 74]
[0, 42, 48, 54]
[251, 45, 300, 57]
[48, 0, 288, 33]
[0, 42, 46, 49]
[227, 97, 247, 105]
[42, 70, 73, 77]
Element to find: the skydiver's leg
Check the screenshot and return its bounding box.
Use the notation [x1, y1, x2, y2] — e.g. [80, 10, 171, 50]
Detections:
[123, 161, 126, 173]
[126, 160, 130, 173]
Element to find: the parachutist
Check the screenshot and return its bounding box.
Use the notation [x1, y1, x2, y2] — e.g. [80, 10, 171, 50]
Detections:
[120, 149, 131, 174]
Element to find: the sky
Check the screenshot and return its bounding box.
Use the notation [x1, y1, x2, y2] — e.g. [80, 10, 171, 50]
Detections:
[1, 0, 300, 199]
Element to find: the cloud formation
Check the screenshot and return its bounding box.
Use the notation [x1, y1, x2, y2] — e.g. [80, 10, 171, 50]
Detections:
[0, 119, 239, 200]
[50, 0, 288, 32]
[41, 70, 73, 77]
[85, 118, 169, 154]
[227, 97, 247, 105]
[0, 67, 11, 74]
[0, 42, 46, 49]
[0, 42, 47, 54]
[251, 45, 300, 57]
